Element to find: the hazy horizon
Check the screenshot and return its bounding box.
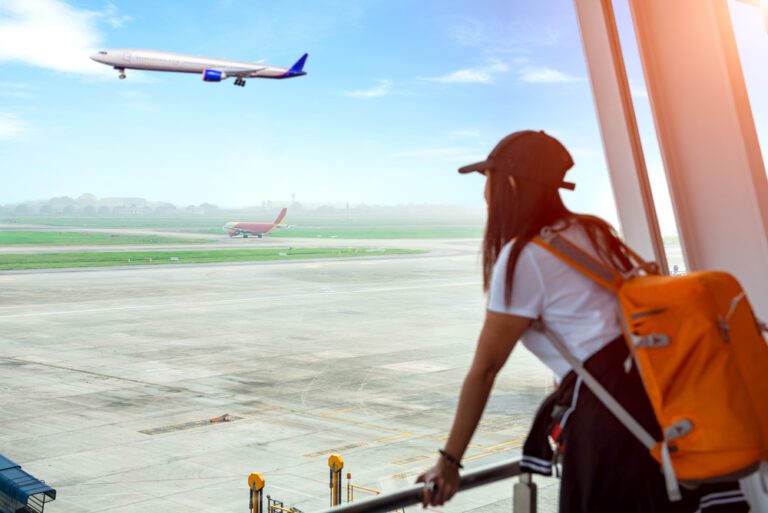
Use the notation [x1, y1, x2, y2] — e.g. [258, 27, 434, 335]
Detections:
[0, 191, 491, 212]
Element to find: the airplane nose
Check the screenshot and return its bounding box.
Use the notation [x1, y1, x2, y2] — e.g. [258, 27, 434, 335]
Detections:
[89, 52, 100, 62]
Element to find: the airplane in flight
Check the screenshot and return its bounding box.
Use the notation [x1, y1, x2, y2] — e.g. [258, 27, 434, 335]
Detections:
[90, 49, 308, 87]
[223, 208, 288, 238]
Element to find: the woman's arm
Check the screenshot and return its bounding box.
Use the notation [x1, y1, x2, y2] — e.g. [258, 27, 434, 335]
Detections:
[416, 310, 532, 507]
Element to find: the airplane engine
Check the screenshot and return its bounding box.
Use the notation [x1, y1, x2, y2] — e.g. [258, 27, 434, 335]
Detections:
[228, 230, 237, 237]
[202, 69, 226, 82]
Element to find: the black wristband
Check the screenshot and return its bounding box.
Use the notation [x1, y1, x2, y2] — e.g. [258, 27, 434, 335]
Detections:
[438, 449, 464, 469]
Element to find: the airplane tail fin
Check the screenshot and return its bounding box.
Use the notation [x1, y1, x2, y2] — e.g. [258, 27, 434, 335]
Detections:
[289, 53, 308, 74]
[278, 53, 308, 78]
[273, 207, 288, 225]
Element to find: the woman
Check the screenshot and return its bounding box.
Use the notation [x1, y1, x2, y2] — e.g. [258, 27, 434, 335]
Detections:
[415, 131, 748, 512]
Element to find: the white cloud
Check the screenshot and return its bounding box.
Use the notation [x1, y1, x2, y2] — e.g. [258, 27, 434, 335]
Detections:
[0, 0, 130, 77]
[394, 147, 483, 163]
[449, 19, 486, 48]
[0, 113, 29, 138]
[519, 67, 585, 83]
[97, 2, 133, 29]
[448, 18, 562, 54]
[344, 79, 391, 99]
[420, 58, 509, 85]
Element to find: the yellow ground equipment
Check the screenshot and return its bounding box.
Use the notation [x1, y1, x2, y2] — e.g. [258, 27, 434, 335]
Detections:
[247, 453, 404, 512]
[248, 473, 265, 513]
[328, 454, 344, 507]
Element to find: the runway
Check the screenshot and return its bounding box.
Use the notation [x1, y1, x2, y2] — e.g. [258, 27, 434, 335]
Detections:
[0, 238, 560, 513]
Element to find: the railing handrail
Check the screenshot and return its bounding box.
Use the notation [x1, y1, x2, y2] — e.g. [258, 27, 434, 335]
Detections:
[311, 458, 523, 513]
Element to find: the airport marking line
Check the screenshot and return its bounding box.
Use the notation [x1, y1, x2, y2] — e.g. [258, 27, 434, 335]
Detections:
[0, 280, 478, 319]
[477, 415, 527, 433]
[302, 432, 414, 458]
[304, 406, 416, 441]
[388, 438, 525, 481]
[309, 406, 359, 418]
[462, 438, 525, 463]
[301, 405, 516, 465]
[58, 478, 318, 500]
[391, 469, 424, 481]
[391, 454, 433, 466]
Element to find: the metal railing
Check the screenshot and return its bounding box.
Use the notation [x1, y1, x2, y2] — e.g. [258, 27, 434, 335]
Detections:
[311, 458, 536, 513]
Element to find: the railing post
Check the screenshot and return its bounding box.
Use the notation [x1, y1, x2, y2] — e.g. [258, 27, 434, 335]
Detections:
[513, 473, 537, 513]
[248, 472, 265, 513]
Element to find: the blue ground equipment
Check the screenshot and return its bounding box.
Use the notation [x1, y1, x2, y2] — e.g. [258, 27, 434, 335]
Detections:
[0, 455, 56, 513]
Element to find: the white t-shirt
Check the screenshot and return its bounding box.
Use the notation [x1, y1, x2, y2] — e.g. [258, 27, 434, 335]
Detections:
[487, 222, 622, 379]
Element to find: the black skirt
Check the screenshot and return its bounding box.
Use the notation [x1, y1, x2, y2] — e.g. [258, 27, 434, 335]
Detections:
[522, 336, 749, 513]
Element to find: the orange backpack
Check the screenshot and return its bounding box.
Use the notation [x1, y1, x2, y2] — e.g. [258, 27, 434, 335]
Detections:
[532, 228, 768, 501]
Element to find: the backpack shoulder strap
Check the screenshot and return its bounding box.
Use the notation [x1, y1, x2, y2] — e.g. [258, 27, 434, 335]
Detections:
[532, 229, 623, 292]
[532, 321, 657, 452]
[534, 321, 684, 501]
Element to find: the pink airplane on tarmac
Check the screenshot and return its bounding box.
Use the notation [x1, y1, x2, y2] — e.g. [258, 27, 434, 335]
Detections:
[223, 208, 287, 238]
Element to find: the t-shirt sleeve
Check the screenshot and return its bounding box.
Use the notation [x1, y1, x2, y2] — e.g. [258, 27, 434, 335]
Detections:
[487, 243, 546, 319]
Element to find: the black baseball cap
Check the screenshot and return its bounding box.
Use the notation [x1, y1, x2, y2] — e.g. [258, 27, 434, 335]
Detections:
[458, 130, 576, 190]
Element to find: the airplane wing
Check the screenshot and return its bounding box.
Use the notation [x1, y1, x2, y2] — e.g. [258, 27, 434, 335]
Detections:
[220, 67, 267, 77]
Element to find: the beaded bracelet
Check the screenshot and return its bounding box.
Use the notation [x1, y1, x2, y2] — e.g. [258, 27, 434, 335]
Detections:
[438, 449, 464, 469]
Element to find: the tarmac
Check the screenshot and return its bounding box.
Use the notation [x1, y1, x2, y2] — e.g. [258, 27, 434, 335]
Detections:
[0, 235, 686, 513]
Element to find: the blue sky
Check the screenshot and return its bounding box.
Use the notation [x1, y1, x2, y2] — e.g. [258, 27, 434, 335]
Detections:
[1, 0, 766, 234]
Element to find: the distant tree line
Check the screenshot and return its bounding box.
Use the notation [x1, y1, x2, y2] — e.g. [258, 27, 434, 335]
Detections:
[0, 193, 485, 221]
[0, 194, 217, 216]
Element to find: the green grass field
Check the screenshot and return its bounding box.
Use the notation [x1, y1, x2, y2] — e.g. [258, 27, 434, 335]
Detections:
[0, 231, 207, 246]
[0, 248, 425, 270]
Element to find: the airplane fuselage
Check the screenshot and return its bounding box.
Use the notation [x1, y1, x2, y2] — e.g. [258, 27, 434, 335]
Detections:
[223, 208, 287, 238]
[224, 222, 277, 238]
[90, 49, 307, 83]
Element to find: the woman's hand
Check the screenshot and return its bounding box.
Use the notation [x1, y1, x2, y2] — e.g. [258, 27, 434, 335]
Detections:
[415, 457, 461, 508]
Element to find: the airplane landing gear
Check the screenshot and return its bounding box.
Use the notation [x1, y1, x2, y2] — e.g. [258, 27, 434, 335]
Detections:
[234, 78, 246, 87]
[117, 68, 126, 79]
